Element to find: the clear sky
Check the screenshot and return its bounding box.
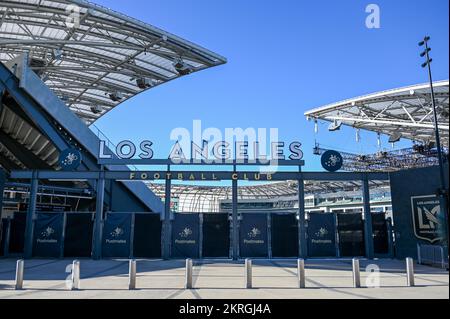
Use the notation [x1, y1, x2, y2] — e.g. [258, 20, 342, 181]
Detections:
[92, 0, 449, 172]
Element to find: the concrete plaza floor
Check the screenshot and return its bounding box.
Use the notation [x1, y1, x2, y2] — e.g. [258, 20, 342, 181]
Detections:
[0, 258, 448, 299]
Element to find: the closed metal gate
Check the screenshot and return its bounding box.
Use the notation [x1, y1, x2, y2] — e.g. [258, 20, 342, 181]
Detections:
[372, 213, 389, 255]
[64, 213, 93, 258]
[0, 218, 7, 256]
[202, 213, 230, 258]
[271, 213, 298, 257]
[9, 212, 26, 254]
[133, 214, 161, 258]
[337, 213, 365, 257]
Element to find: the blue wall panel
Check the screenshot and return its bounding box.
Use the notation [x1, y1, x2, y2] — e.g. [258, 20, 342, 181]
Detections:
[390, 165, 449, 259]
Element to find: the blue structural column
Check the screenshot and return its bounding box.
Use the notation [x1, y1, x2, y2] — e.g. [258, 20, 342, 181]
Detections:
[162, 169, 172, 260]
[362, 176, 374, 259]
[93, 169, 105, 260]
[232, 168, 239, 260]
[297, 177, 307, 258]
[0, 168, 7, 255]
[0, 168, 6, 215]
[24, 170, 38, 259]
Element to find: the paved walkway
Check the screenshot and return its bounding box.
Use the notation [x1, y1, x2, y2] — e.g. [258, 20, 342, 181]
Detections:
[0, 258, 448, 299]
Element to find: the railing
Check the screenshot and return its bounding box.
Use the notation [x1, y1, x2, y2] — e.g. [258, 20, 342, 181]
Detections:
[417, 244, 449, 269]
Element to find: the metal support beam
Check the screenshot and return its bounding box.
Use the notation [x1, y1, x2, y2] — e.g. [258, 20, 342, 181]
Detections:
[24, 171, 38, 259]
[0, 167, 6, 219]
[297, 178, 307, 258]
[362, 176, 374, 259]
[232, 171, 238, 260]
[162, 171, 172, 260]
[92, 169, 105, 260]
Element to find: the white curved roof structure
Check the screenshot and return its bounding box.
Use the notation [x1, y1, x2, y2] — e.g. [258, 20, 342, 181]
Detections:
[148, 180, 390, 213]
[305, 81, 449, 147]
[0, 0, 226, 124]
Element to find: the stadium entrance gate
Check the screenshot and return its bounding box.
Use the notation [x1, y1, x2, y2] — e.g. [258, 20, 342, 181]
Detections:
[3, 160, 393, 260]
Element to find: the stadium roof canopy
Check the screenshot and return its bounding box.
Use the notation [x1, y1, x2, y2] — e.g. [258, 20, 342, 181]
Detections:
[147, 180, 391, 212]
[0, 0, 226, 124]
[304, 81, 449, 148]
[149, 180, 390, 199]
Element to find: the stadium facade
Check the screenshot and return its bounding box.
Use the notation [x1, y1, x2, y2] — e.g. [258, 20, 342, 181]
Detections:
[0, 0, 448, 263]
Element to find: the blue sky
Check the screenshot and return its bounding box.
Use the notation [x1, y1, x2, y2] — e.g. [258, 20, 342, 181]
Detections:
[92, 0, 449, 172]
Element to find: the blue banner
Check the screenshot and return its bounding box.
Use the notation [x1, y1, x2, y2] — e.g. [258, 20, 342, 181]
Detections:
[33, 213, 64, 257]
[102, 213, 132, 258]
[239, 213, 268, 258]
[172, 214, 200, 258]
[307, 213, 337, 257]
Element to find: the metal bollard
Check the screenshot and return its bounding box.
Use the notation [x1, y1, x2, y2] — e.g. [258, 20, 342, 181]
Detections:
[352, 258, 361, 288]
[406, 257, 415, 287]
[245, 259, 252, 289]
[15, 260, 24, 290]
[71, 260, 80, 290]
[297, 259, 305, 288]
[128, 259, 137, 290]
[185, 259, 193, 289]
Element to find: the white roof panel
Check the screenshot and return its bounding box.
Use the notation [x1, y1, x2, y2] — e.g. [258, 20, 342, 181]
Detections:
[0, 0, 226, 124]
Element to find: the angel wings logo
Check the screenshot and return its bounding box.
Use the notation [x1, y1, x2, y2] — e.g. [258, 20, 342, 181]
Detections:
[411, 195, 443, 243]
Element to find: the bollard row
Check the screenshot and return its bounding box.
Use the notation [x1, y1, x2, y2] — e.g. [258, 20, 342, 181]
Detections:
[11, 257, 416, 290]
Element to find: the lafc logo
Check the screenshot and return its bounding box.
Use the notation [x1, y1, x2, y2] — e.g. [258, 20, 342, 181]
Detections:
[411, 195, 443, 243]
[417, 205, 440, 229]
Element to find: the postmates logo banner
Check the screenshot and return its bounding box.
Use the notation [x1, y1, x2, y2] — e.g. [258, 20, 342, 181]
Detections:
[102, 213, 131, 257]
[33, 213, 64, 257]
[239, 214, 268, 258]
[307, 213, 336, 257]
[411, 195, 444, 243]
[172, 214, 200, 258]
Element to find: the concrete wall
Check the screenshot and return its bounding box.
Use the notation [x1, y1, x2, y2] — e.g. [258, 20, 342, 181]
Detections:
[390, 164, 449, 259]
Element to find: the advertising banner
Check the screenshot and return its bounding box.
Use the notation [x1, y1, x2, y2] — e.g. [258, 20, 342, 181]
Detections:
[102, 213, 132, 258]
[33, 213, 64, 257]
[307, 213, 336, 257]
[239, 213, 268, 258]
[172, 213, 200, 258]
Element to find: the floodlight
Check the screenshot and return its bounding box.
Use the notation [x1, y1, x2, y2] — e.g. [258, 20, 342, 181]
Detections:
[90, 105, 103, 114]
[136, 77, 153, 89]
[420, 48, 431, 57]
[388, 132, 402, 143]
[108, 92, 124, 102]
[328, 120, 342, 131]
[173, 58, 193, 76]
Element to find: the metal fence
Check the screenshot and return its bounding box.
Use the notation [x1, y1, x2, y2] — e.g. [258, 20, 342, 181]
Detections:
[417, 244, 449, 269]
